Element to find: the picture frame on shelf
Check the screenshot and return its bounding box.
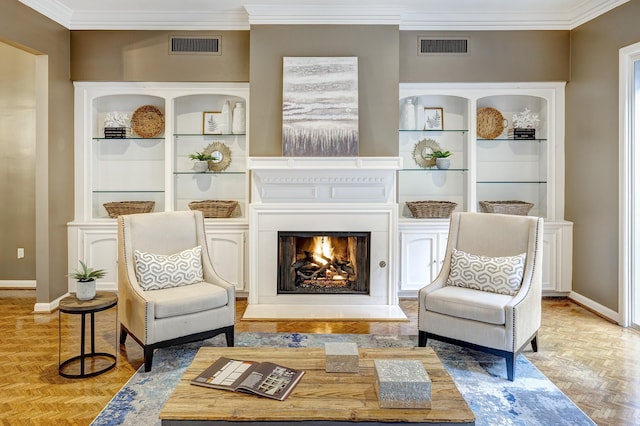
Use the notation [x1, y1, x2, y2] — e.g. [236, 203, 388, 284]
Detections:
[424, 107, 444, 130]
[203, 111, 223, 134]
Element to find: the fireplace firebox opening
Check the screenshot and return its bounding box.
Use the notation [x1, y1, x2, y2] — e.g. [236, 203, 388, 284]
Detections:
[277, 231, 371, 294]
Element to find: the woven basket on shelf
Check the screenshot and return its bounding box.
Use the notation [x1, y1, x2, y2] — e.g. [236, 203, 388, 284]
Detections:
[407, 201, 457, 218]
[479, 200, 534, 216]
[188, 200, 238, 218]
[103, 201, 155, 218]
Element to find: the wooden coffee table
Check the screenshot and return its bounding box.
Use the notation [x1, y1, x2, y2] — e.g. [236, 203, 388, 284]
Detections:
[160, 346, 474, 425]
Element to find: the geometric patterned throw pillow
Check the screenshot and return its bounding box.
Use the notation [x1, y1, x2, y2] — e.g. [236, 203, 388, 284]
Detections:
[134, 245, 203, 291]
[446, 248, 526, 296]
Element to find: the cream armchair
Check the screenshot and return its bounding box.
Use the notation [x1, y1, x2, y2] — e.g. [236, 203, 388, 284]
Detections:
[418, 212, 543, 381]
[117, 210, 235, 372]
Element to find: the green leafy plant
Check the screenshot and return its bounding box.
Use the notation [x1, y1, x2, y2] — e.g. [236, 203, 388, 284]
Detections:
[189, 152, 214, 161]
[429, 150, 452, 158]
[70, 261, 107, 282]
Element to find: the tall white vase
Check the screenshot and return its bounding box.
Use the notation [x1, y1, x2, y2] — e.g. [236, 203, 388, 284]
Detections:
[400, 99, 416, 130]
[232, 102, 246, 134]
[219, 100, 231, 134]
[415, 99, 425, 130]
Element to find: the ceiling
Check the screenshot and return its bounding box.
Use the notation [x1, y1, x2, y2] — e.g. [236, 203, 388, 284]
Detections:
[19, 0, 629, 31]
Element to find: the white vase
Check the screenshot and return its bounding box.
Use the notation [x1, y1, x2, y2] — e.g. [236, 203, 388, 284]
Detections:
[232, 102, 246, 134]
[400, 99, 416, 130]
[193, 160, 209, 172]
[415, 99, 425, 130]
[219, 100, 231, 134]
[436, 158, 451, 170]
[76, 279, 96, 300]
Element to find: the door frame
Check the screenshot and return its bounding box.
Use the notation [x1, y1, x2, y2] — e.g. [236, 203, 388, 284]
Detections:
[618, 41, 640, 328]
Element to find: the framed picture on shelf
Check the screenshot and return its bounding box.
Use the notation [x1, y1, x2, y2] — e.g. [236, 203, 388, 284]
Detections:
[424, 107, 444, 130]
[203, 112, 223, 134]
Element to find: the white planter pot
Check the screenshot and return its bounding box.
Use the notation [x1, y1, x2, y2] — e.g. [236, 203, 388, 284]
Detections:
[192, 161, 209, 172]
[436, 158, 451, 170]
[76, 279, 96, 300]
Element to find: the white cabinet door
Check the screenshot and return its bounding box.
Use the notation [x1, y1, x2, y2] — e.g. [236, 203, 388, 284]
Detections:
[68, 226, 118, 292]
[399, 229, 448, 295]
[205, 230, 246, 291]
[542, 222, 573, 294]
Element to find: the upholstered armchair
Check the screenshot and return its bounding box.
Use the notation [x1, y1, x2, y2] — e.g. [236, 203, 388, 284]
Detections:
[418, 212, 543, 381]
[117, 210, 235, 372]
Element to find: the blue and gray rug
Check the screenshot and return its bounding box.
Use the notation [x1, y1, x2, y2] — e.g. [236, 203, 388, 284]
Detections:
[92, 333, 594, 425]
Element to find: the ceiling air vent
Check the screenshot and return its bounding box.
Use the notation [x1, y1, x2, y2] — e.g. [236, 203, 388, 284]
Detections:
[169, 36, 221, 55]
[418, 37, 469, 56]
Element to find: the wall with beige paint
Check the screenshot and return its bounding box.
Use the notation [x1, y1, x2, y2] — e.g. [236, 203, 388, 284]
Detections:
[567, 0, 640, 311]
[249, 25, 399, 157]
[0, 0, 72, 304]
[0, 42, 36, 281]
[400, 30, 569, 83]
[70, 31, 249, 82]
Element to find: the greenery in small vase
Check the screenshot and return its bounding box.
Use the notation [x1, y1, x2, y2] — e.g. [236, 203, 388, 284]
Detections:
[70, 261, 107, 282]
[189, 152, 214, 161]
[429, 150, 452, 159]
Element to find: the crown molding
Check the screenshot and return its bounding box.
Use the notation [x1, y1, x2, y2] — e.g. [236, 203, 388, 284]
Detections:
[243, 5, 401, 26]
[18, 0, 72, 28]
[569, 0, 629, 29]
[18, 0, 631, 31]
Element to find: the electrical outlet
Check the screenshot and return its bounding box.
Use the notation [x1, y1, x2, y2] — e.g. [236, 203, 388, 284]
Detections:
[17, 248, 24, 259]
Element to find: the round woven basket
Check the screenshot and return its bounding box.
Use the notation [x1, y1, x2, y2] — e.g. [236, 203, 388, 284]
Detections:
[131, 105, 164, 138]
[477, 107, 506, 139]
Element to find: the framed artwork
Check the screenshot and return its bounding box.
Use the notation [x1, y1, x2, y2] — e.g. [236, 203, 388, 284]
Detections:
[203, 112, 223, 134]
[424, 107, 444, 130]
[282, 56, 359, 157]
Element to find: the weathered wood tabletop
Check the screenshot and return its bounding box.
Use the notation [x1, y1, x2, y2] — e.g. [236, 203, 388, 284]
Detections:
[160, 346, 475, 425]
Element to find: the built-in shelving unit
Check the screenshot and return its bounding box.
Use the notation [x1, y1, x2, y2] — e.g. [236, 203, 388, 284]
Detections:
[68, 82, 250, 293]
[397, 82, 572, 297]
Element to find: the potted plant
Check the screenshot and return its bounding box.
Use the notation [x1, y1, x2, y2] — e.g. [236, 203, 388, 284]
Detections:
[189, 152, 214, 172]
[429, 150, 452, 170]
[70, 261, 107, 301]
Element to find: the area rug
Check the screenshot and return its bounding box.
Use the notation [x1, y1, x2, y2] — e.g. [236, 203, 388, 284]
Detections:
[92, 333, 594, 426]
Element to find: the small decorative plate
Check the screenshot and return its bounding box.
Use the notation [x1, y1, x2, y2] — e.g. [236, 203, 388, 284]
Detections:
[477, 107, 506, 139]
[203, 141, 232, 172]
[412, 138, 442, 168]
[131, 105, 165, 138]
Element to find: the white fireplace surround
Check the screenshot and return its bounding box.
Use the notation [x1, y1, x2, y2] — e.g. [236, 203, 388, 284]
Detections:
[244, 157, 407, 320]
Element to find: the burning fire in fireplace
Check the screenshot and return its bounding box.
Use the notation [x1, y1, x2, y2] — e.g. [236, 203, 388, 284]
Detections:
[278, 232, 370, 294]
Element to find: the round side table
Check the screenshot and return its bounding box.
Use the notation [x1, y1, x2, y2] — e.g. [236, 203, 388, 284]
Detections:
[58, 291, 118, 378]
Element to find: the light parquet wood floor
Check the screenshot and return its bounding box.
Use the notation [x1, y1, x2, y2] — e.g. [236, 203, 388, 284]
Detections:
[0, 290, 639, 425]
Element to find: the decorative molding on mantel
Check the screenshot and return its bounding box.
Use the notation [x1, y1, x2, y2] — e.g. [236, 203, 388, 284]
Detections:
[247, 157, 403, 170]
[18, 0, 630, 30]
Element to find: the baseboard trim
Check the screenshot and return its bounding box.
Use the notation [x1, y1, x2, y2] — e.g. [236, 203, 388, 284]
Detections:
[33, 292, 69, 313]
[569, 291, 619, 324]
[0, 280, 36, 289]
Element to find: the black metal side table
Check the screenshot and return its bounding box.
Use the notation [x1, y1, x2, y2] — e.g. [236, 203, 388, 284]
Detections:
[58, 291, 118, 378]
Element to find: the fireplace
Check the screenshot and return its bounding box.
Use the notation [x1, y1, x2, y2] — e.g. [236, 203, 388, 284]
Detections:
[278, 231, 370, 294]
[244, 157, 406, 320]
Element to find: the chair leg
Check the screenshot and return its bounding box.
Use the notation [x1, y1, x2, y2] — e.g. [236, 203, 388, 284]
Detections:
[225, 327, 234, 347]
[531, 335, 538, 352]
[418, 331, 428, 347]
[119, 324, 128, 345]
[144, 346, 154, 372]
[506, 353, 515, 381]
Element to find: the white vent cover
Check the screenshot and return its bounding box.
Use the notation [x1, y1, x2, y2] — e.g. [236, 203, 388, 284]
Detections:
[418, 37, 469, 55]
[169, 36, 221, 55]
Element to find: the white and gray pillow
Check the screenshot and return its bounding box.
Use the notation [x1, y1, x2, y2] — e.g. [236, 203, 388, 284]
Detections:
[447, 248, 526, 296]
[134, 245, 203, 291]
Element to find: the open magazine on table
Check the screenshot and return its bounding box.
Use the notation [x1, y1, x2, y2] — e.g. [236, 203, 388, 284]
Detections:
[191, 356, 305, 401]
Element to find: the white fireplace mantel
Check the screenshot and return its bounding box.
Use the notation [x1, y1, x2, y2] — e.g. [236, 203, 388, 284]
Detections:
[244, 157, 407, 320]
